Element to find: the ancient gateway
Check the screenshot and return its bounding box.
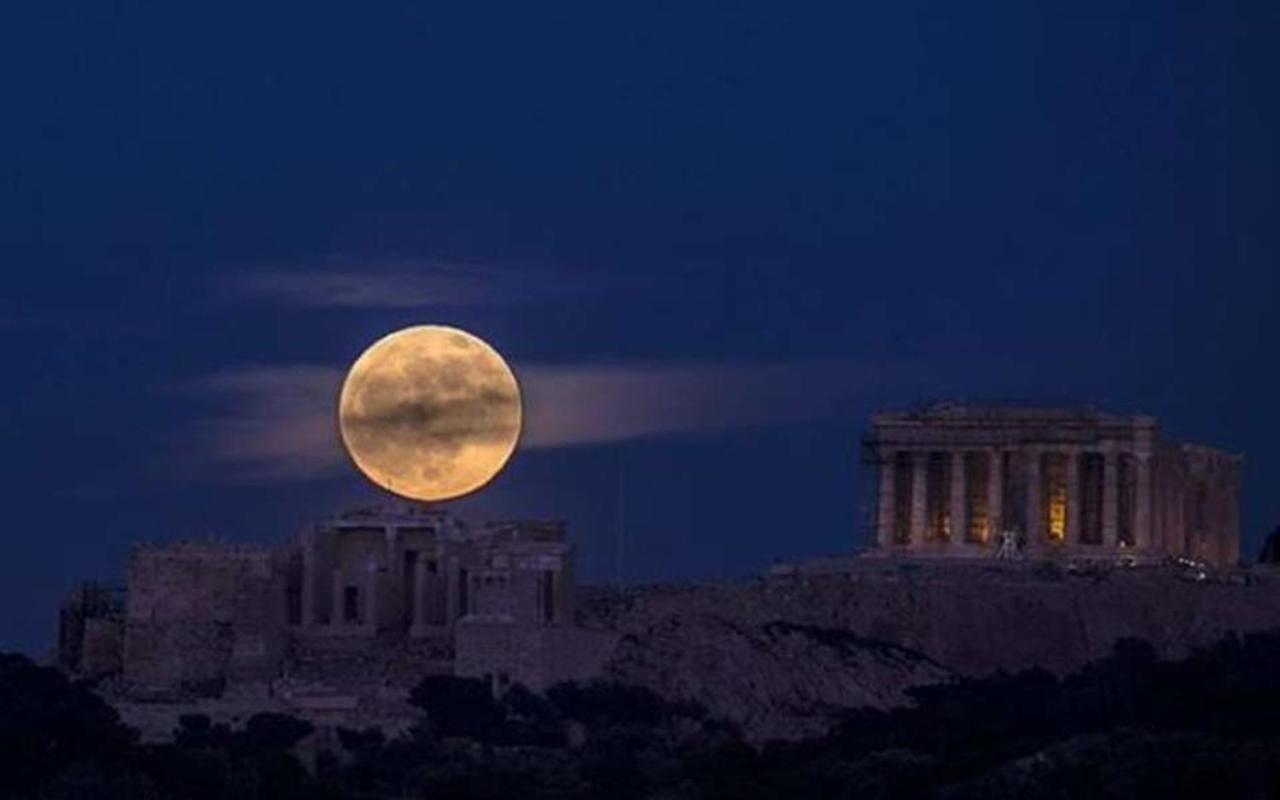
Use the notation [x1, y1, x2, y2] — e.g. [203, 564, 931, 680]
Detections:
[865, 405, 1241, 567]
[60, 506, 615, 701]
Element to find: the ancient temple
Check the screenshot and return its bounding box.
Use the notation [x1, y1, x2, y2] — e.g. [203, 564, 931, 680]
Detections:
[864, 404, 1241, 567]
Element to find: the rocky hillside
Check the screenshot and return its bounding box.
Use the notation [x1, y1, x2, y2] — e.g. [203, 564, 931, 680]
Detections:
[577, 560, 1280, 740]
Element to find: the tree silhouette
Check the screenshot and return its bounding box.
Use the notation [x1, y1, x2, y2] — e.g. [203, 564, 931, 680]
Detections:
[0, 653, 137, 796]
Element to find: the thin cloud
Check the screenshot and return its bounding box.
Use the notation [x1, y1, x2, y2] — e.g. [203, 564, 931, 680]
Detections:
[519, 363, 873, 448]
[226, 262, 625, 309]
[175, 360, 923, 484]
[177, 365, 347, 482]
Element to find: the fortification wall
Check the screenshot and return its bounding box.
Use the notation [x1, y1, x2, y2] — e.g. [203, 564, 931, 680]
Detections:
[58, 582, 124, 674]
[123, 543, 286, 693]
[79, 618, 124, 678]
[124, 621, 235, 694]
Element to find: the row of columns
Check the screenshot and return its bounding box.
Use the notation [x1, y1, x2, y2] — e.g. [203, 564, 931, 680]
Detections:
[875, 447, 1151, 552]
[298, 532, 465, 634]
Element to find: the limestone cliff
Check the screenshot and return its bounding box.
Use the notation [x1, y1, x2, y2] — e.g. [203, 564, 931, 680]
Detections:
[577, 562, 1280, 740]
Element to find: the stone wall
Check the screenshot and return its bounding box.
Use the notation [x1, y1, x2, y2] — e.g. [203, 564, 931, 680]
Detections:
[1182, 445, 1241, 567]
[58, 581, 124, 675]
[79, 618, 124, 678]
[123, 621, 236, 695]
[122, 542, 286, 694]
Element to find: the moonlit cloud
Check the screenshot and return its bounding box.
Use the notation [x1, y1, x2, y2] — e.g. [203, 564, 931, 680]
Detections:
[225, 262, 626, 309]
[178, 365, 347, 482]
[177, 360, 922, 483]
[519, 363, 871, 447]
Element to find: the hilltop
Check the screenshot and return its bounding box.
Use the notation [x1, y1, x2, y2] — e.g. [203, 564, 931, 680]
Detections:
[576, 560, 1280, 739]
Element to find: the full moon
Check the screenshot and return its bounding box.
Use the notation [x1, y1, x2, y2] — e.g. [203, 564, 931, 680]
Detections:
[338, 325, 522, 502]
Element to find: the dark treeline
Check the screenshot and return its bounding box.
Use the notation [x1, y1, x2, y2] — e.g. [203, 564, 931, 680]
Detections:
[6, 631, 1280, 799]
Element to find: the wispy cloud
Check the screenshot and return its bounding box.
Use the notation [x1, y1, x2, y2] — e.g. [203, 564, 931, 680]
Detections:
[520, 362, 875, 448]
[178, 365, 347, 482]
[175, 359, 922, 484]
[225, 262, 624, 309]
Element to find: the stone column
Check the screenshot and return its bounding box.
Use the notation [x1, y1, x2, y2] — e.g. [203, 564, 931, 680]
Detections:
[987, 449, 1003, 543]
[385, 527, 400, 604]
[1025, 449, 1042, 547]
[445, 557, 460, 623]
[300, 536, 315, 628]
[1135, 454, 1152, 552]
[910, 451, 927, 546]
[876, 451, 896, 548]
[331, 569, 344, 627]
[363, 559, 379, 634]
[1102, 450, 1118, 548]
[409, 557, 429, 636]
[950, 450, 966, 544]
[1065, 450, 1081, 548]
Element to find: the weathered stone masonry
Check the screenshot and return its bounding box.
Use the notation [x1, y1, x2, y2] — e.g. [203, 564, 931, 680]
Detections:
[61, 505, 606, 700]
[865, 404, 1240, 567]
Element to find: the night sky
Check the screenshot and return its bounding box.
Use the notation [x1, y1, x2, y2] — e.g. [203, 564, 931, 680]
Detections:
[3, 3, 1278, 654]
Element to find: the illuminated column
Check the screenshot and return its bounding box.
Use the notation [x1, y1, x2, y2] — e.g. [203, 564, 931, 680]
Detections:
[987, 449, 1003, 543]
[910, 452, 927, 546]
[1065, 450, 1081, 548]
[1025, 449, 1042, 547]
[950, 450, 966, 545]
[876, 451, 896, 548]
[1102, 450, 1118, 548]
[1135, 454, 1152, 552]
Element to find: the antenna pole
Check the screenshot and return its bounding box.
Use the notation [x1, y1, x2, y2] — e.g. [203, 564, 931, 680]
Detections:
[615, 445, 625, 587]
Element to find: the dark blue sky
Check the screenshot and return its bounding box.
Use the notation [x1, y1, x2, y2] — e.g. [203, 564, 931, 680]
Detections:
[2, 2, 1277, 654]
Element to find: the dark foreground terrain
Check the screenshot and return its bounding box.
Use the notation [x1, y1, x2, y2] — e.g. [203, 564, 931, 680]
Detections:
[7, 629, 1280, 799]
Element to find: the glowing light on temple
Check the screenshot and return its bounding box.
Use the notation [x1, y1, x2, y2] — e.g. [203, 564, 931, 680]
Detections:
[1048, 489, 1066, 540]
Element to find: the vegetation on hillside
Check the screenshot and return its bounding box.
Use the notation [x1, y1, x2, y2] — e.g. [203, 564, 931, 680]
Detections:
[6, 632, 1280, 798]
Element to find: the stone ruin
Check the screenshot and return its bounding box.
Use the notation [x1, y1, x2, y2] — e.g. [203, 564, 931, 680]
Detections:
[863, 403, 1241, 567]
[55, 404, 1250, 739]
[59, 505, 615, 712]
[58, 581, 125, 679]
